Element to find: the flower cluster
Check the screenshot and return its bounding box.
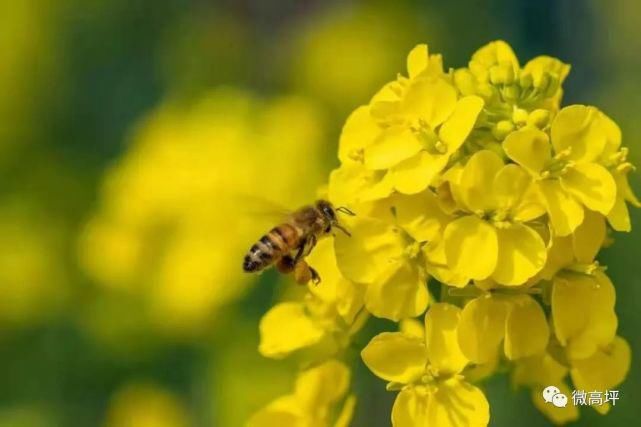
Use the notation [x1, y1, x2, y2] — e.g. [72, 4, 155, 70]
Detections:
[252, 41, 637, 426]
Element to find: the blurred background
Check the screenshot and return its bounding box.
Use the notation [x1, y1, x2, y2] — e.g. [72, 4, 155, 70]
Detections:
[0, 0, 639, 426]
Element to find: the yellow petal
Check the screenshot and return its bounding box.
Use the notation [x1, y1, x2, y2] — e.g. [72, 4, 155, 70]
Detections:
[246, 402, 301, 427]
[361, 332, 426, 384]
[522, 56, 571, 87]
[560, 162, 616, 215]
[607, 194, 631, 232]
[334, 395, 357, 427]
[364, 261, 429, 321]
[427, 378, 490, 427]
[407, 44, 429, 79]
[400, 318, 425, 340]
[459, 150, 504, 212]
[552, 272, 617, 360]
[504, 295, 549, 359]
[392, 387, 429, 427]
[334, 217, 404, 284]
[538, 179, 584, 236]
[503, 128, 551, 176]
[424, 303, 468, 375]
[572, 209, 605, 263]
[423, 239, 470, 288]
[338, 106, 380, 163]
[401, 79, 457, 128]
[570, 336, 631, 391]
[392, 192, 450, 242]
[551, 105, 607, 163]
[512, 353, 568, 387]
[389, 151, 447, 194]
[328, 163, 394, 206]
[469, 40, 519, 82]
[295, 359, 350, 409]
[457, 296, 508, 363]
[438, 96, 484, 153]
[258, 302, 325, 359]
[492, 224, 547, 286]
[444, 216, 498, 280]
[364, 127, 422, 170]
[493, 164, 532, 211]
[531, 383, 579, 425]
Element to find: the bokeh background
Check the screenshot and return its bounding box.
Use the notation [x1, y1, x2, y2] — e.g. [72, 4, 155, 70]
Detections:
[0, 0, 639, 426]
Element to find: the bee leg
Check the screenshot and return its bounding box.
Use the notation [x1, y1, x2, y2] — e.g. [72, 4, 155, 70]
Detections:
[276, 255, 296, 274]
[293, 260, 312, 285]
[309, 266, 321, 286]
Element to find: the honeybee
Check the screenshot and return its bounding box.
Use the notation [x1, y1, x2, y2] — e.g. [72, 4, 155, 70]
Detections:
[242, 200, 355, 284]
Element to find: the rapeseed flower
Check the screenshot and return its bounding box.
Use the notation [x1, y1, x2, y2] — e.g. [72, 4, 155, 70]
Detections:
[361, 303, 489, 427]
[254, 40, 637, 427]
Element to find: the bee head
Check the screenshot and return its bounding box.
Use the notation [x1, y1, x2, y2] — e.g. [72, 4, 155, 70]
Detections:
[315, 200, 355, 236]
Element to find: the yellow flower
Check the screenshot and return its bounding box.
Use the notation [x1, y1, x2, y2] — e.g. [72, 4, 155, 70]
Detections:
[361, 303, 489, 427]
[503, 105, 617, 235]
[443, 150, 547, 285]
[457, 293, 549, 363]
[332, 45, 484, 200]
[247, 360, 355, 427]
[333, 192, 462, 320]
[569, 336, 631, 415]
[455, 40, 570, 124]
[258, 238, 365, 359]
[551, 270, 617, 360]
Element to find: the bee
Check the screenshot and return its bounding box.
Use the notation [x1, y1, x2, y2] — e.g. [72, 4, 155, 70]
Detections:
[242, 200, 355, 284]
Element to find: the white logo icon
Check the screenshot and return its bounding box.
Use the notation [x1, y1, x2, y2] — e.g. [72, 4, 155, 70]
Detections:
[542, 385, 568, 407]
[542, 385, 561, 403]
[552, 393, 568, 408]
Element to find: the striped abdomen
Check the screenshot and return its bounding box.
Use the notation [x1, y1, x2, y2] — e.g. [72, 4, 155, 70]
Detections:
[243, 224, 300, 273]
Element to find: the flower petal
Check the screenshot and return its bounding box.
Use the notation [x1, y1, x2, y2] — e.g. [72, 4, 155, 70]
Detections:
[338, 106, 380, 163]
[334, 217, 404, 284]
[407, 44, 429, 79]
[392, 387, 429, 427]
[295, 359, 350, 409]
[329, 163, 394, 206]
[458, 296, 508, 363]
[538, 179, 584, 236]
[425, 303, 468, 375]
[389, 151, 447, 194]
[427, 378, 490, 427]
[392, 192, 450, 242]
[364, 127, 423, 170]
[572, 209, 605, 263]
[492, 164, 532, 211]
[560, 162, 616, 215]
[361, 332, 426, 384]
[258, 302, 325, 359]
[492, 224, 547, 286]
[444, 216, 498, 280]
[503, 128, 551, 176]
[401, 79, 457, 128]
[504, 295, 549, 359]
[551, 105, 607, 163]
[364, 261, 429, 321]
[438, 96, 484, 153]
[552, 271, 617, 360]
[458, 150, 504, 212]
[570, 336, 631, 391]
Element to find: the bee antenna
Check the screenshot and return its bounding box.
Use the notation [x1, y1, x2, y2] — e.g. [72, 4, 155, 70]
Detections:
[334, 223, 352, 237]
[336, 206, 356, 216]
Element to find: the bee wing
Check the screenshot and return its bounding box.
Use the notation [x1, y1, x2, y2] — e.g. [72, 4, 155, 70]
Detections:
[228, 193, 294, 222]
